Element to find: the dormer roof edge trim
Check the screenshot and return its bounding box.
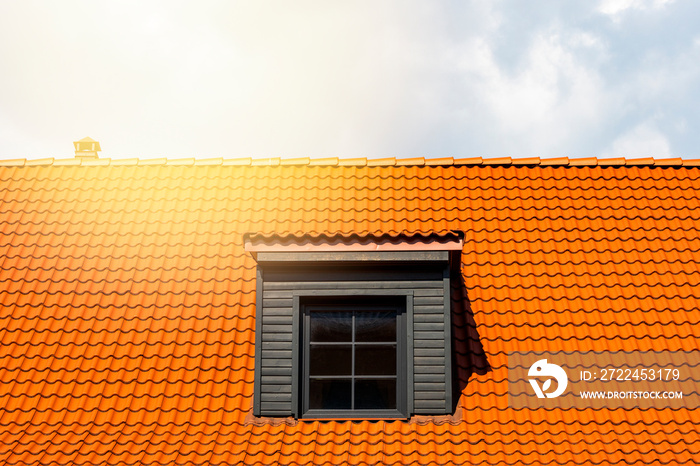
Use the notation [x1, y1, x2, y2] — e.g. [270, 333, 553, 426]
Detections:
[244, 232, 464, 258]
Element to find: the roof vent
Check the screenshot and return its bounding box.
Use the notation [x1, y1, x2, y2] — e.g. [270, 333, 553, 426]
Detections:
[73, 137, 101, 159]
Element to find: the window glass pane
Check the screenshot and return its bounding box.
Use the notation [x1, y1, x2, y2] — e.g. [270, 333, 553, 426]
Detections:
[355, 311, 396, 342]
[355, 345, 397, 375]
[310, 311, 352, 342]
[309, 345, 351, 376]
[303, 302, 404, 416]
[354, 379, 397, 410]
[309, 379, 352, 410]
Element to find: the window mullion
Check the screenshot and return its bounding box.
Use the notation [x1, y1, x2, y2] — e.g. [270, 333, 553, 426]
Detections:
[351, 311, 355, 410]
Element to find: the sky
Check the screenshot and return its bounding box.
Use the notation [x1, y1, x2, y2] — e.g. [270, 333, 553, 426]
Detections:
[0, 0, 699, 160]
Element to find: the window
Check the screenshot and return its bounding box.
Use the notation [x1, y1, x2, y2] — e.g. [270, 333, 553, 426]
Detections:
[247, 233, 463, 419]
[301, 297, 407, 418]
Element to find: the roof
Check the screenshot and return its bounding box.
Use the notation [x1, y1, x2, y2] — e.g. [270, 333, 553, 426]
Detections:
[1, 159, 699, 465]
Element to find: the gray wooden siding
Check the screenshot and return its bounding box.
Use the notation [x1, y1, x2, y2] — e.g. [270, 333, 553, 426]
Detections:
[258, 297, 294, 415]
[256, 265, 451, 417]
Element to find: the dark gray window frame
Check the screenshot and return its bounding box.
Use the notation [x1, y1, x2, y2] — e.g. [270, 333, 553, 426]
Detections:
[292, 291, 414, 419]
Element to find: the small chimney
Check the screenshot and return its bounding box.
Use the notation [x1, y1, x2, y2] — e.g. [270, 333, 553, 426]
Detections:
[73, 137, 101, 159]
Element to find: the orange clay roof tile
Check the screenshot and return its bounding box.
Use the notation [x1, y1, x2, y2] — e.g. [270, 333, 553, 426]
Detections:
[0, 158, 699, 465]
[395, 157, 425, 166]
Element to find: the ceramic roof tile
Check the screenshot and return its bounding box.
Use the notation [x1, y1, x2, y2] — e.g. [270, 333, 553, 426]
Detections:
[1, 159, 699, 465]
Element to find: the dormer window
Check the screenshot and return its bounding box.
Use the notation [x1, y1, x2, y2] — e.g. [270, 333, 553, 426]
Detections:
[246, 233, 463, 419]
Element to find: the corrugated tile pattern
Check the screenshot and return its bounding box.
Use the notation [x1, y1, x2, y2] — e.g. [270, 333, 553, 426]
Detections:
[1, 163, 699, 465]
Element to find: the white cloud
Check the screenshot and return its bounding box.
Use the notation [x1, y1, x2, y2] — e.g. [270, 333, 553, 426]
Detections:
[451, 27, 611, 157]
[600, 121, 673, 158]
[598, 0, 676, 19]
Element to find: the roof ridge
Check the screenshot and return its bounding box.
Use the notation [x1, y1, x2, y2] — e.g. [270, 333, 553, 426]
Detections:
[0, 156, 698, 168]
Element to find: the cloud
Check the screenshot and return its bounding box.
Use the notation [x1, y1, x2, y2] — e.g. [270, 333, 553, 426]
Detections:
[597, 0, 676, 19]
[449, 26, 611, 157]
[600, 121, 673, 158]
